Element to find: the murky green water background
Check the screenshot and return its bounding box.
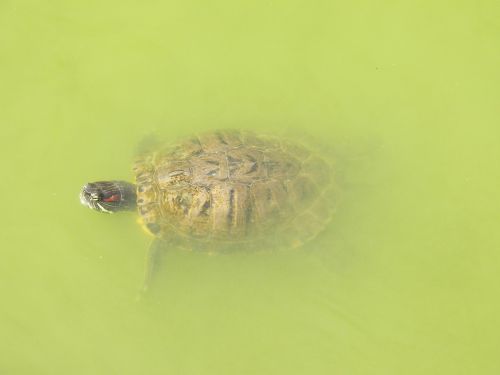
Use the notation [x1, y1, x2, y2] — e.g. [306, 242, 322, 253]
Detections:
[1, 1, 499, 374]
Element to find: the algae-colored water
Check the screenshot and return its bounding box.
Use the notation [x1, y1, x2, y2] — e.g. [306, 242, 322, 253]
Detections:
[1, 1, 499, 374]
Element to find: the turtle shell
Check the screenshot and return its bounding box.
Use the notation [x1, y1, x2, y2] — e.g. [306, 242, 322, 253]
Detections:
[133, 130, 335, 249]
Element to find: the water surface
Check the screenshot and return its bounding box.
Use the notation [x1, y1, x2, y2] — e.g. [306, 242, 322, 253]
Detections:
[1, 1, 499, 374]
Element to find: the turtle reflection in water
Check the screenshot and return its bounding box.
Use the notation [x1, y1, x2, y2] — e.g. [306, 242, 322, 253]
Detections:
[80, 130, 336, 290]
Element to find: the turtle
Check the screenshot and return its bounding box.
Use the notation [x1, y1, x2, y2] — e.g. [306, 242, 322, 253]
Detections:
[80, 130, 336, 290]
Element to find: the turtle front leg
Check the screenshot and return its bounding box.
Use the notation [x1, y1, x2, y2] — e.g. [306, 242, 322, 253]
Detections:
[140, 238, 165, 294]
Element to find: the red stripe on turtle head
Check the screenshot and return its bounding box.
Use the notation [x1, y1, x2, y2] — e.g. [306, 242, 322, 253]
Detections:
[103, 194, 121, 203]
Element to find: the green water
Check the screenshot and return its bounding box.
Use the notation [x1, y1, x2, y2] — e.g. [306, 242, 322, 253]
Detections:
[1, 1, 499, 374]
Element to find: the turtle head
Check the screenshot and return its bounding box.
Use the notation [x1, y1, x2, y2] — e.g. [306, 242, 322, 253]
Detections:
[80, 181, 136, 213]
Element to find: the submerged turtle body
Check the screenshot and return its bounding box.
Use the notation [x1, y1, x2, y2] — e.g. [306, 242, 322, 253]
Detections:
[133, 130, 335, 249]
